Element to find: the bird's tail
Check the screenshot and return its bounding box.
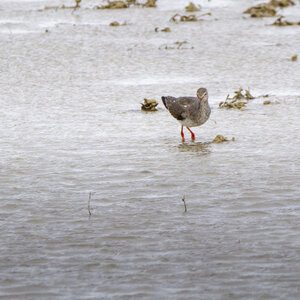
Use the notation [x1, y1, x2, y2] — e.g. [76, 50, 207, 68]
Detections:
[161, 96, 167, 109]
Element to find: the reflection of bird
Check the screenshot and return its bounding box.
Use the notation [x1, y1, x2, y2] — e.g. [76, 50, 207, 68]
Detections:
[162, 88, 211, 142]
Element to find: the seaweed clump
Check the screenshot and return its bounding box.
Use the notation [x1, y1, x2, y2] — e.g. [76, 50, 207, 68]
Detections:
[263, 100, 271, 105]
[97, 1, 128, 9]
[171, 14, 198, 22]
[109, 21, 127, 26]
[244, 3, 276, 17]
[244, 0, 294, 18]
[155, 27, 171, 32]
[270, 16, 300, 26]
[269, 0, 295, 7]
[110, 21, 120, 26]
[142, 0, 157, 7]
[219, 88, 255, 110]
[170, 13, 211, 23]
[291, 54, 298, 61]
[185, 2, 201, 12]
[212, 135, 235, 143]
[141, 99, 158, 111]
[263, 100, 280, 105]
[97, 0, 156, 9]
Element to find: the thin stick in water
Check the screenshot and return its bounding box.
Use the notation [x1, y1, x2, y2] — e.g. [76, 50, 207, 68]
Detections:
[182, 196, 187, 213]
[88, 192, 92, 216]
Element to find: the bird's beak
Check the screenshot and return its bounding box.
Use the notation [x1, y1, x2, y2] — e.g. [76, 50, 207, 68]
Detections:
[200, 94, 206, 101]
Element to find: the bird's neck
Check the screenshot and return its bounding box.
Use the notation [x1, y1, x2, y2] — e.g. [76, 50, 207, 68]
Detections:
[199, 100, 211, 116]
[201, 100, 210, 110]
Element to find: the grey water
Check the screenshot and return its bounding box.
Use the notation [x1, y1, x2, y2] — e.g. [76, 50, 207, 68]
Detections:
[0, 0, 300, 299]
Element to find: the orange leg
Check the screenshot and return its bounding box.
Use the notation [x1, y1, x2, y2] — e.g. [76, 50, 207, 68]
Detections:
[187, 127, 195, 141]
[181, 125, 185, 142]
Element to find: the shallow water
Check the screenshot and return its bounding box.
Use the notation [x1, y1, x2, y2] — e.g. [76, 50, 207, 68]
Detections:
[1, 0, 300, 299]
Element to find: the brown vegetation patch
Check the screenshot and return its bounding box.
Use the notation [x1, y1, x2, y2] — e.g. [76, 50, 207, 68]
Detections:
[212, 135, 235, 143]
[185, 2, 201, 12]
[141, 99, 158, 111]
[270, 16, 300, 26]
[244, 0, 294, 18]
[219, 88, 255, 110]
[170, 12, 211, 23]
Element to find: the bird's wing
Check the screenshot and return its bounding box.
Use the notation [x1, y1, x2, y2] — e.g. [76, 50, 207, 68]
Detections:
[162, 96, 199, 121]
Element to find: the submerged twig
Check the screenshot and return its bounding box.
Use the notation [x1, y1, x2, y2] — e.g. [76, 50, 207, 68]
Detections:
[182, 196, 187, 213]
[88, 192, 92, 216]
[159, 41, 194, 50]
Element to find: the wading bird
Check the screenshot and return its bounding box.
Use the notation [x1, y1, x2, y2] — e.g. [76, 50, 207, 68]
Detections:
[162, 88, 211, 142]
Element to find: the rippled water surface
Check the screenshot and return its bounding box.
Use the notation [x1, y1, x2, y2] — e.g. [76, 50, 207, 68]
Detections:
[1, 0, 300, 299]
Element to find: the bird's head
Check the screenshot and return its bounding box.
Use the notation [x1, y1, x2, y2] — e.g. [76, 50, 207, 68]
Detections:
[197, 88, 208, 102]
